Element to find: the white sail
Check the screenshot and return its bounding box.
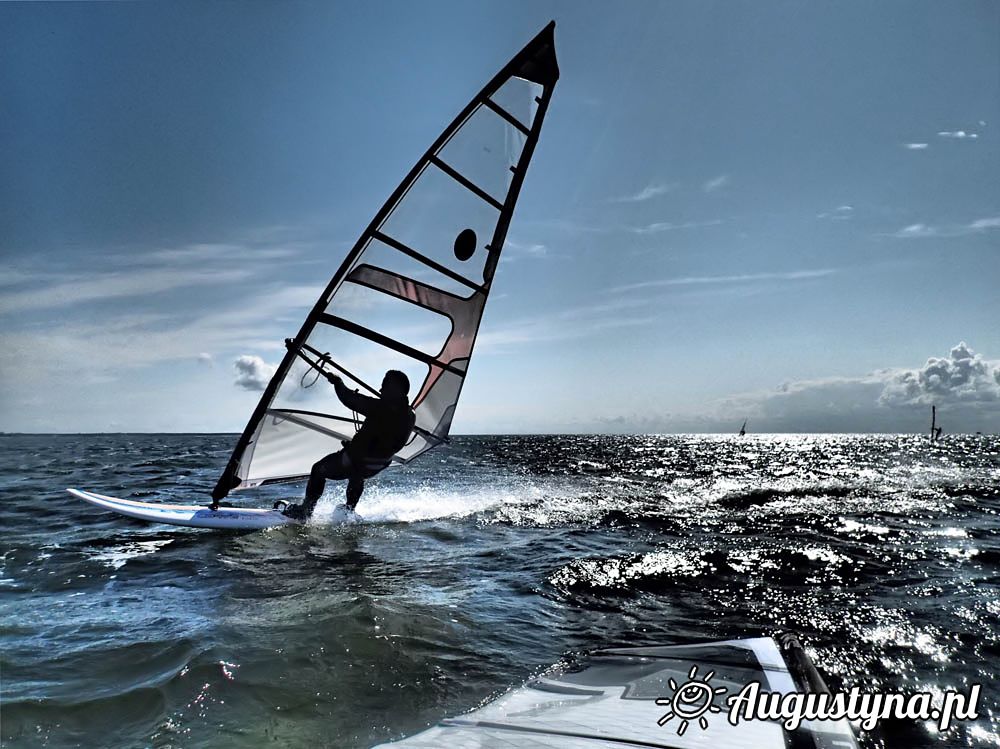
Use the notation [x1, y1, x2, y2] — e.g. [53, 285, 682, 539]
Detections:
[213, 24, 559, 501]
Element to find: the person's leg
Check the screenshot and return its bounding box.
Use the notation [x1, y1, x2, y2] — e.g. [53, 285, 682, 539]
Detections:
[301, 451, 351, 515]
[345, 476, 365, 510]
[344, 462, 389, 510]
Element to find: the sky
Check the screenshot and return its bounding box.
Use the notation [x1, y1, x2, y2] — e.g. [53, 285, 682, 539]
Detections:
[1, 0, 998, 434]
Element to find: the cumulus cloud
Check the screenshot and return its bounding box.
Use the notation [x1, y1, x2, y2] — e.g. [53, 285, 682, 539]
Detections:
[703, 175, 730, 192]
[878, 342, 1000, 408]
[611, 182, 676, 203]
[714, 342, 1000, 433]
[234, 355, 277, 391]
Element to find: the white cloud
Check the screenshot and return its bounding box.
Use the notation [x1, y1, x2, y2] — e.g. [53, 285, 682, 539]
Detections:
[889, 216, 1000, 238]
[138, 242, 302, 265]
[904, 143, 929, 150]
[878, 342, 1000, 408]
[611, 182, 676, 203]
[0, 266, 254, 315]
[503, 239, 550, 260]
[233, 355, 277, 391]
[817, 205, 854, 220]
[0, 266, 61, 287]
[969, 217, 1000, 230]
[892, 223, 937, 238]
[0, 228, 381, 430]
[578, 343, 1000, 434]
[0, 281, 326, 402]
[712, 342, 1000, 433]
[703, 175, 730, 192]
[0, 236, 317, 317]
[476, 296, 657, 353]
[608, 268, 836, 294]
[631, 219, 724, 234]
[938, 130, 979, 139]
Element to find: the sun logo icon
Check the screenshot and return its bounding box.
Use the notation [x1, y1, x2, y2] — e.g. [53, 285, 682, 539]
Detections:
[655, 665, 728, 736]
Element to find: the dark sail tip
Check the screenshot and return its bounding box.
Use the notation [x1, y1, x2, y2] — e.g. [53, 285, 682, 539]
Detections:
[515, 21, 560, 86]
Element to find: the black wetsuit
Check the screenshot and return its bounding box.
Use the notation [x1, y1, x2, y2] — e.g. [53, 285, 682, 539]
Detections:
[301, 379, 415, 514]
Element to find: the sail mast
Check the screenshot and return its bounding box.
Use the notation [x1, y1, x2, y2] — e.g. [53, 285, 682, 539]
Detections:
[212, 23, 559, 504]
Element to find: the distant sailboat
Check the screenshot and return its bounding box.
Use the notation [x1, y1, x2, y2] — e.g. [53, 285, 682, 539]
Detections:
[738, 419, 747, 437]
[930, 405, 943, 441]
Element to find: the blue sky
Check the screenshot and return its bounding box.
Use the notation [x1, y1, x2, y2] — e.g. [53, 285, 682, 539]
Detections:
[1, 0, 998, 433]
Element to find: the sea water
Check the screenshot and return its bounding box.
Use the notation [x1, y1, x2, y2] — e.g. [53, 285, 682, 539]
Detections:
[1, 433, 997, 748]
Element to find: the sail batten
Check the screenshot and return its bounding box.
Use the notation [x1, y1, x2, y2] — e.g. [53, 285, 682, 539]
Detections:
[295, 342, 381, 397]
[316, 314, 466, 377]
[211, 22, 558, 502]
[371, 231, 487, 293]
[428, 156, 505, 209]
[482, 97, 531, 135]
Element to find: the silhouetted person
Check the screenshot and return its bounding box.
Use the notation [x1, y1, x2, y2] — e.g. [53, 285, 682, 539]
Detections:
[284, 370, 415, 520]
[935, 426, 943, 440]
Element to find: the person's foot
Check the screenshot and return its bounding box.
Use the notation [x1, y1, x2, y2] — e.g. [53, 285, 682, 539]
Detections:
[282, 503, 309, 520]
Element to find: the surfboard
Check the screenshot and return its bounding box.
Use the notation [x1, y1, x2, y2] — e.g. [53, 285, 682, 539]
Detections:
[66, 488, 302, 530]
[375, 634, 860, 748]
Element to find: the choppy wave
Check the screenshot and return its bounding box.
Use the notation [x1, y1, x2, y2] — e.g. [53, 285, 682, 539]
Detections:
[1, 433, 998, 748]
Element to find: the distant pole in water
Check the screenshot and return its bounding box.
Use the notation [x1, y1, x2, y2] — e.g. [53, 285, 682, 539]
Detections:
[739, 419, 747, 437]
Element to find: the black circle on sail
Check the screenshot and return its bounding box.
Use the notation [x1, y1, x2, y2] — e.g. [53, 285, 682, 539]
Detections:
[454, 229, 477, 261]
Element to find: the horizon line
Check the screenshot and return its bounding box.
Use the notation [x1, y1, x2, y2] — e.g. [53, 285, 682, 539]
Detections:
[0, 431, 993, 437]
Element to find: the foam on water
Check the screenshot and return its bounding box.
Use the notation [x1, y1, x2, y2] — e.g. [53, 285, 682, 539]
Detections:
[89, 539, 175, 569]
[307, 480, 540, 524]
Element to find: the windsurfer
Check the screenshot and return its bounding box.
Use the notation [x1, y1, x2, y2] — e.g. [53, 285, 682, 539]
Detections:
[283, 370, 415, 519]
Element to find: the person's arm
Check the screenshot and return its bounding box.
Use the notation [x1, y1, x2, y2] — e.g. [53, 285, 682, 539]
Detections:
[328, 374, 379, 415]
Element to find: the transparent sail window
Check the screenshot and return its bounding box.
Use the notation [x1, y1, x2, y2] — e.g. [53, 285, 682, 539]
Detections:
[436, 104, 527, 204]
[354, 236, 482, 299]
[377, 164, 503, 284]
[244, 412, 358, 486]
[324, 280, 454, 359]
[488, 76, 543, 133]
[293, 322, 431, 407]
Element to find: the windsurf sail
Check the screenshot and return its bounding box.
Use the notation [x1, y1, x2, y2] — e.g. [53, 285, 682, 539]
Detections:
[212, 23, 559, 502]
[738, 418, 747, 437]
